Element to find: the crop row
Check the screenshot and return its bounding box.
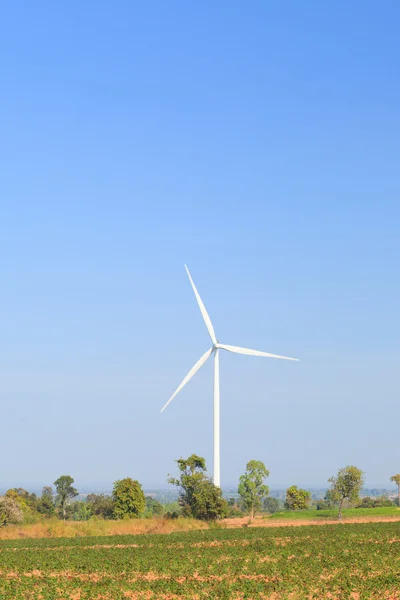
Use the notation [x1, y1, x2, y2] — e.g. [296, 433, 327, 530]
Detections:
[0, 522, 400, 598]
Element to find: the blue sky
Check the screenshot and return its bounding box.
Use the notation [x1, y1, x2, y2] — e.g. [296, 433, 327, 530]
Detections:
[1, 1, 399, 490]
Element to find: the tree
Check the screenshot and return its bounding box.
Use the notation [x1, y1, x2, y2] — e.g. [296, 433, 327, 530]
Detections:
[390, 474, 400, 508]
[285, 486, 311, 511]
[66, 501, 92, 521]
[0, 496, 23, 527]
[328, 466, 365, 520]
[5, 488, 38, 521]
[191, 478, 228, 521]
[238, 460, 270, 522]
[356, 495, 394, 509]
[315, 490, 339, 511]
[168, 454, 207, 517]
[112, 478, 145, 519]
[36, 487, 55, 517]
[226, 500, 244, 518]
[42, 486, 53, 498]
[163, 502, 181, 519]
[87, 494, 115, 520]
[54, 476, 78, 519]
[263, 497, 281, 514]
[145, 496, 164, 517]
[168, 454, 227, 521]
[6, 488, 37, 511]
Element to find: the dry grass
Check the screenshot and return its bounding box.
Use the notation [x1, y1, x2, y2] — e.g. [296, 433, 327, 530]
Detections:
[0, 517, 210, 540]
[2, 513, 400, 541]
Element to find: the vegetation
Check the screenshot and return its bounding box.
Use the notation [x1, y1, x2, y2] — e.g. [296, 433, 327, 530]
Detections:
[86, 493, 114, 519]
[0, 461, 398, 530]
[390, 473, 400, 507]
[238, 459, 269, 522]
[356, 495, 394, 509]
[315, 489, 338, 510]
[269, 506, 399, 519]
[284, 485, 311, 510]
[0, 516, 210, 540]
[112, 478, 146, 519]
[263, 496, 281, 513]
[145, 495, 164, 517]
[328, 465, 365, 519]
[0, 496, 23, 527]
[1, 522, 400, 598]
[36, 486, 56, 517]
[54, 475, 78, 519]
[168, 454, 227, 521]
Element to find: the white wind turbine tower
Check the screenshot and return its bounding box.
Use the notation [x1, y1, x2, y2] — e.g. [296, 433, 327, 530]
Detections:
[161, 266, 299, 488]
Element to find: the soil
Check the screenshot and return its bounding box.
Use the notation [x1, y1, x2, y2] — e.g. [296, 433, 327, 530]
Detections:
[222, 514, 400, 528]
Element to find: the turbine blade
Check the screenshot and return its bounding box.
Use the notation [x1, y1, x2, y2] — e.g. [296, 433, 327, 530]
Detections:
[161, 347, 213, 412]
[185, 265, 217, 344]
[216, 343, 299, 361]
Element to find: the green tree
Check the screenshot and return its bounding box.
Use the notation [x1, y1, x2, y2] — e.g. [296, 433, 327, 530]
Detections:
[54, 475, 78, 519]
[191, 478, 228, 521]
[86, 494, 115, 519]
[66, 501, 92, 521]
[263, 497, 281, 514]
[168, 454, 227, 521]
[356, 495, 394, 509]
[5, 488, 38, 522]
[390, 474, 400, 508]
[7, 488, 37, 507]
[238, 460, 270, 522]
[112, 478, 145, 519]
[285, 486, 311, 511]
[36, 486, 55, 517]
[145, 496, 164, 517]
[225, 497, 245, 517]
[168, 454, 207, 517]
[328, 466, 365, 520]
[163, 501, 181, 519]
[42, 486, 53, 497]
[316, 490, 339, 510]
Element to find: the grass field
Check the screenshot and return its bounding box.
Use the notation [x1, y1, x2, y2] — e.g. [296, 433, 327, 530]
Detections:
[0, 517, 208, 541]
[1, 521, 400, 599]
[268, 506, 400, 520]
[2, 507, 399, 542]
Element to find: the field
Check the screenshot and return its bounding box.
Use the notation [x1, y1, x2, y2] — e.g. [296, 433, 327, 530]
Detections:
[1, 522, 400, 599]
[268, 507, 400, 520]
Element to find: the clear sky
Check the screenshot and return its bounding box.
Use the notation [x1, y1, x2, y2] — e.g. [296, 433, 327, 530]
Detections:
[1, 1, 399, 491]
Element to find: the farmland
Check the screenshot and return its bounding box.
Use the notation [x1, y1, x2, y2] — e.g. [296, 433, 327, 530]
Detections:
[268, 506, 400, 520]
[1, 522, 400, 599]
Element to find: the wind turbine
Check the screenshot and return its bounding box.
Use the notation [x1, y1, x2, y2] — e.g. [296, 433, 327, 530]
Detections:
[161, 266, 298, 487]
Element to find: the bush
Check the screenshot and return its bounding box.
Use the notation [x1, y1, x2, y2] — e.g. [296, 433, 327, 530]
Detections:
[356, 496, 394, 509]
[164, 510, 180, 519]
[86, 494, 115, 520]
[0, 496, 24, 526]
[65, 501, 92, 521]
[263, 497, 281, 514]
[284, 486, 311, 511]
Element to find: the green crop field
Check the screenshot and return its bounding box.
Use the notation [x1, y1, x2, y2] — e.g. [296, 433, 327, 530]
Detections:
[1, 522, 400, 599]
[268, 506, 400, 520]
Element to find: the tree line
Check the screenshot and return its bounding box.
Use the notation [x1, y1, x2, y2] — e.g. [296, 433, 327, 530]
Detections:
[1, 459, 399, 527]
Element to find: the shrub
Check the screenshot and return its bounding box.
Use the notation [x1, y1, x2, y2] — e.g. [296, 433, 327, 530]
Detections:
[0, 496, 24, 526]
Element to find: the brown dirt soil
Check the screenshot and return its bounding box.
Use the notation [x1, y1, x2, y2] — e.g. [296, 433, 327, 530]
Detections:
[223, 514, 400, 528]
